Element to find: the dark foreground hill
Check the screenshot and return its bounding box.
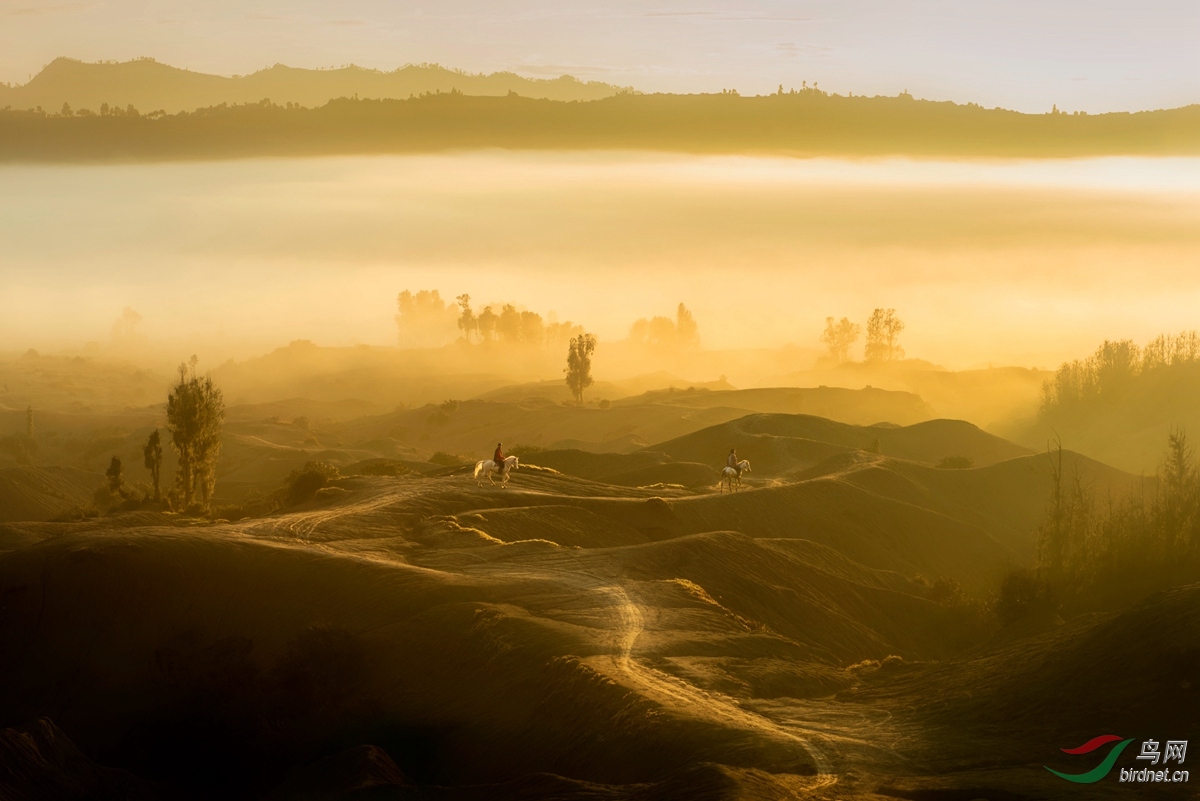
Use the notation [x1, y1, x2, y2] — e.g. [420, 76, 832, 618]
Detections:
[3, 90, 1198, 163]
[0, 430, 1172, 800]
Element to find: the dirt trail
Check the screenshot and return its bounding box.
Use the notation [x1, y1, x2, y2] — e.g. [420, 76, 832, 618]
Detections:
[592, 584, 836, 782]
[251, 478, 900, 788]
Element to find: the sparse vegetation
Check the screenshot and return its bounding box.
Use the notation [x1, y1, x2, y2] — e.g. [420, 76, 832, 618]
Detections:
[1018, 431, 1200, 616]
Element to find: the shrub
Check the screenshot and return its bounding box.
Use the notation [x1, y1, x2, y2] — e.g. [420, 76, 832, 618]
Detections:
[282, 461, 341, 506]
[937, 455, 974, 469]
[428, 451, 466, 467]
[993, 568, 1057, 625]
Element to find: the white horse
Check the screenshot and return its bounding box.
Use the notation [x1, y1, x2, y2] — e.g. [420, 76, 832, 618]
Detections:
[720, 459, 751, 493]
[474, 455, 519, 487]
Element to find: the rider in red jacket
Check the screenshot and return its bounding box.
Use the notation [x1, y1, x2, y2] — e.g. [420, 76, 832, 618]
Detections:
[494, 442, 505, 464]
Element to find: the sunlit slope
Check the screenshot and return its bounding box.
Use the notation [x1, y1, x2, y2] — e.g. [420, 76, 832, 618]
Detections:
[648, 414, 1029, 475]
[329, 388, 933, 459]
[0, 58, 630, 114]
[615, 386, 935, 426]
[4, 91, 1198, 162]
[520, 450, 719, 489]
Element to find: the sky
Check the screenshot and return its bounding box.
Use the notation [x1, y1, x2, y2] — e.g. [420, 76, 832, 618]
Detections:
[0, 0, 1197, 113]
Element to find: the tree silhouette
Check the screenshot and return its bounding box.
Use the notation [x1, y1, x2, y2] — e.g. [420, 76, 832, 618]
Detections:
[143, 428, 163, 502]
[477, 305, 497, 342]
[455, 294, 477, 342]
[676, 303, 699, 348]
[820, 316, 861, 363]
[497, 304, 522, 343]
[565, 334, 598, 404]
[106, 456, 124, 495]
[864, 309, 905, 362]
[167, 357, 225, 511]
[395, 289, 454, 348]
[24, 405, 33, 438]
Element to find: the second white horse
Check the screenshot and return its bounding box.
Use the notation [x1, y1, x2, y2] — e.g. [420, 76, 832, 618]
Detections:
[720, 459, 751, 492]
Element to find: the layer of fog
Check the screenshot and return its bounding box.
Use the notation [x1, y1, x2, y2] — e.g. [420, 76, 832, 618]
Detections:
[2, 151, 1198, 371]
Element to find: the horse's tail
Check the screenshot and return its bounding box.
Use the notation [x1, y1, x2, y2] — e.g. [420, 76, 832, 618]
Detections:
[474, 461, 486, 479]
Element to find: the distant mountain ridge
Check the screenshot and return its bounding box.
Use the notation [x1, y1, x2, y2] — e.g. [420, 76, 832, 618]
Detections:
[0, 57, 634, 114]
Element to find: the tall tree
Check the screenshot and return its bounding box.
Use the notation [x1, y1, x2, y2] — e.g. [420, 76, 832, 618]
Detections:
[455, 294, 477, 342]
[477, 306, 497, 342]
[519, 311, 545, 345]
[24, 405, 33, 438]
[864, 309, 905, 362]
[143, 428, 163, 502]
[167, 357, 225, 511]
[497, 304, 522, 343]
[820, 316, 861, 363]
[676, 303, 700, 348]
[105, 456, 124, 495]
[565, 334, 598, 404]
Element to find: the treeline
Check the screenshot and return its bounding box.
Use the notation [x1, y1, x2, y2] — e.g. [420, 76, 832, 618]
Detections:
[1039, 331, 1200, 422]
[395, 288, 701, 351]
[2, 91, 1198, 162]
[395, 290, 585, 349]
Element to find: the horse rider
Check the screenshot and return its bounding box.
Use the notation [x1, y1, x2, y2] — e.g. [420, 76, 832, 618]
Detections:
[727, 448, 739, 472]
[494, 442, 505, 465]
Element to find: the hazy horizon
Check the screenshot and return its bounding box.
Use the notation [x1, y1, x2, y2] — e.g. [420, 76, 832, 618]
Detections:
[2, 2, 1197, 114]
